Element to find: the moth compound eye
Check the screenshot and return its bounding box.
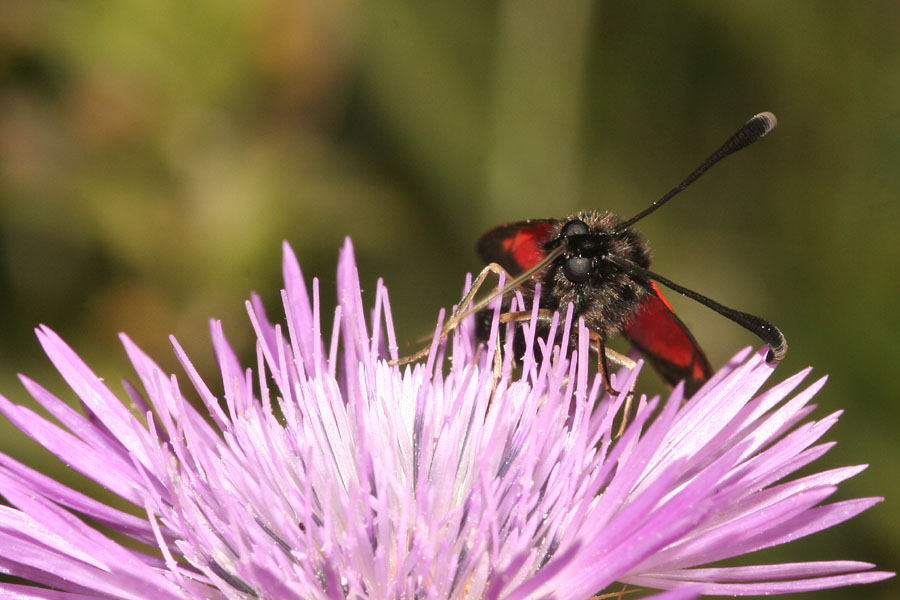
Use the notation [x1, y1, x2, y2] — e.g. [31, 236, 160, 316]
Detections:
[563, 255, 592, 282]
[561, 219, 589, 238]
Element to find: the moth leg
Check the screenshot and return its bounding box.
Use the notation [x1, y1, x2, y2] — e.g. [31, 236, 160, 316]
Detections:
[488, 338, 502, 408]
[469, 340, 502, 408]
[591, 332, 638, 439]
[391, 263, 511, 365]
[591, 332, 616, 395]
[604, 346, 637, 371]
[497, 308, 559, 346]
[588, 583, 638, 600]
[498, 309, 553, 325]
[445, 262, 510, 334]
[611, 363, 638, 439]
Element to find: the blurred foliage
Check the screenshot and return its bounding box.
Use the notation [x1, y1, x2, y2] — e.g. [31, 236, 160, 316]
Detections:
[0, 1, 897, 597]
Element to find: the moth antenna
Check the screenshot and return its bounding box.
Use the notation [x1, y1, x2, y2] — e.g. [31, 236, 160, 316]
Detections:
[605, 254, 787, 363]
[611, 112, 777, 233]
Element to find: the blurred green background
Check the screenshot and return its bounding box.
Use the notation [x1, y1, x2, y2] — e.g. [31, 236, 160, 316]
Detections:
[1, 1, 896, 597]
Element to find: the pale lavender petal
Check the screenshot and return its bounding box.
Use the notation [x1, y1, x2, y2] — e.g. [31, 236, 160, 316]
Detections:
[630, 561, 894, 595]
[0, 395, 143, 504]
[0, 496, 184, 598]
[0, 582, 100, 599]
[282, 239, 324, 375]
[0, 451, 161, 543]
[34, 327, 145, 460]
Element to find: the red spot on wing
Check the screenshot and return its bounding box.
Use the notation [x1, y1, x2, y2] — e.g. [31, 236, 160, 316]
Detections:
[500, 225, 551, 271]
[477, 220, 556, 276]
[625, 282, 712, 387]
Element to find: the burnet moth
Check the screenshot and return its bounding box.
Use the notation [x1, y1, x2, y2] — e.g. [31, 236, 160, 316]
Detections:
[395, 112, 786, 409]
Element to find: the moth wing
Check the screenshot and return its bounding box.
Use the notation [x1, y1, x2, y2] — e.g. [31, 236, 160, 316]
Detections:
[477, 219, 557, 276]
[624, 281, 713, 391]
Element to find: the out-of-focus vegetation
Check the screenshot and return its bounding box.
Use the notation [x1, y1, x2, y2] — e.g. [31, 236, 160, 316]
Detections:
[1, 2, 897, 597]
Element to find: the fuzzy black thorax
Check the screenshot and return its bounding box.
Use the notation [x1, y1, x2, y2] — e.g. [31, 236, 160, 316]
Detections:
[534, 210, 651, 338]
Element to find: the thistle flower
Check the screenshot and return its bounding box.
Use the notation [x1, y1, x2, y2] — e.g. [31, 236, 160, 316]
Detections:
[0, 240, 891, 599]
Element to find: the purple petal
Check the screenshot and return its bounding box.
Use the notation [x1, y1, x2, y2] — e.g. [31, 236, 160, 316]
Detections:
[0, 241, 890, 599]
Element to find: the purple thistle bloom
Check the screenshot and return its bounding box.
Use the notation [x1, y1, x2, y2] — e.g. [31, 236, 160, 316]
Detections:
[0, 239, 892, 599]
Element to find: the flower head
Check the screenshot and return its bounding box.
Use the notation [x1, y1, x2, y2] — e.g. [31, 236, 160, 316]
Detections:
[0, 240, 892, 599]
